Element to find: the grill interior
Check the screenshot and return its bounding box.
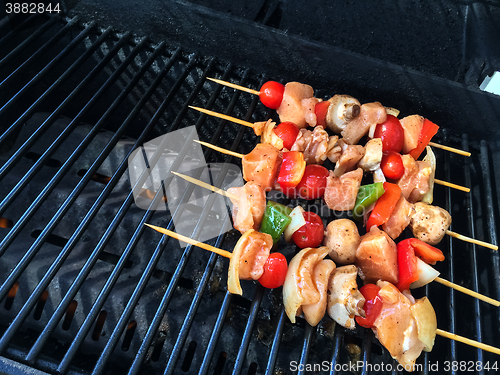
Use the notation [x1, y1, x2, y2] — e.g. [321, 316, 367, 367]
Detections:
[1, 7, 500, 375]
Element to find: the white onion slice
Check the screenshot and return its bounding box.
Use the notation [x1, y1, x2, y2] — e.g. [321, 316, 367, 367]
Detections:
[421, 146, 436, 204]
[410, 257, 440, 289]
[284, 206, 306, 243]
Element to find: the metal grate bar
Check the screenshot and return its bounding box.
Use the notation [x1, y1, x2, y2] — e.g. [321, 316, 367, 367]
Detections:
[462, 135, 484, 370]
[55, 49, 189, 374]
[264, 308, 286, 375]
[360, 327, 373, 375]
[0, 43, 177, 359]
[0, 17, 85, 123]
[0, 14, 41, 47]
[0, 41, 167, 305]
[297, 324, 315, 375]
[0, 16, 58, 68]
[0, 27, 118, 213]
[92, 58, 217, 375]
[329, 327, 345, 375]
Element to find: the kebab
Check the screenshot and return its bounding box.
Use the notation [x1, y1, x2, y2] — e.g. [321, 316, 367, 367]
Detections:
[206, 78, 471, 157]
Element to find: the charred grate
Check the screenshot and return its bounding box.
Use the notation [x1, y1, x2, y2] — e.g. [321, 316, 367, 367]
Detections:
[0, 13, 499, 375]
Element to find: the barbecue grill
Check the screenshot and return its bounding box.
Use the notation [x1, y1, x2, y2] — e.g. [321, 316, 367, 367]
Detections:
[1, 2, 499, 374]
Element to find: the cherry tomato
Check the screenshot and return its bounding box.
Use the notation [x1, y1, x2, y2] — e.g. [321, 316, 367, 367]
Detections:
[291, 211, 324, 248]
[355, 284, 383, 328]
[258, 252, 288, 289]
[259, 81, 285, 109]
[314, 101, 330, 127]
[381, 151, 404, 180]
[273, 121, 300, 150]
[373, 115, 404, 153]
[294, 165, 329, 200]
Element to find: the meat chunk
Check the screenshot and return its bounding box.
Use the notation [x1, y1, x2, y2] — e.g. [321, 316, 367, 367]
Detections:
[327, 265, 366, 329]
[372, 281, 426, 371]
[324, 168, 363, 211]
[341, 102, 387, 145]
[355, 226, 399, 285]
[227, 182, 267, 234]
[333, 139, 365, 176]
[283, 246, 330, 323]
[358, 138, 383, 172]
[276, 82, 320, 128]
[302, 259, 336, 326]
[410, 202, 451, 245]
[228, 230, 273, 295]
[400, 115, 424, 154]
[291, 126, 330, 164]
[408, 161, 432, 203]
[397, 154, 419, 200]
[382, 195, 415, 240]
[242, 143, 281, 191]
[323, 219, 360, 264]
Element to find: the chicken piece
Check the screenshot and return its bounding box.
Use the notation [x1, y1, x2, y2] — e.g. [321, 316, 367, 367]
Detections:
[276, 82, 320, 128]
[325, 95, 361, 133]
[333, 139, 365, 176]
[326, 135, 341, 163]
[327, 265, 366, 329]
[283, 246, 330, 323]
[227, 182, 267, 234]
[291, 126, 330, 164]
[341, 102, 387, 145]
[382, 195, 415, 240]
[397, 154, 419, 200]
[410, 202, 451, 245]
[400, 115, 424, 154]
[408, 161, 432, 203]
[358, 138, 383, 172]
[372, 281, 426, 371]
[228, 230, 273, 295]
[355, 226, 399, 285]
[324, 168, 363, 211]
[302, 259, 336, 326]
[323, 219, 360, 264]
[242, 143, 281, 191]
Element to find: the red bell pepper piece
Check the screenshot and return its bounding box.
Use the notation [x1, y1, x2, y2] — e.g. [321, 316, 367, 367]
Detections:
[314, 101, 330, 127]
[396, 239, 419, 291]
[408, 238, 445, 265]
[277, 151, 306, 190]
[355, 284, 383, 328]
[366, 182, 401, 229]
[409, 119, 439, 160]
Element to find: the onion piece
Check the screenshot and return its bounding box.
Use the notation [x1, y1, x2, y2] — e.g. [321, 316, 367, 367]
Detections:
[410, 257, 440, 289]
[410, 297, 437, 352]
[227, 230, 253, 295]
[260, 119, 284, 150]
[421, 146, 436, 204]
[284, 206, 306, 242]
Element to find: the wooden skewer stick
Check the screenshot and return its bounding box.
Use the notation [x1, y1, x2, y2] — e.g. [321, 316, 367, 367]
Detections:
[434, 179, 470, 193]
[428, 142, 471, 157]
[189, 106, 255, 129]
[446, 230, 498, 251]
[207, 77, 261, 96]
[171, 171, 239, 200]
[434, 277, 500, 306]
[144, 223, 232, 258]
[436, 329, 500, 355]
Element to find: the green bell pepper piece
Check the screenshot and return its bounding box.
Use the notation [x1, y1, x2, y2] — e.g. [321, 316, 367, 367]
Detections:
[352, 183, 385, 221]
[259, 201, 292, 244]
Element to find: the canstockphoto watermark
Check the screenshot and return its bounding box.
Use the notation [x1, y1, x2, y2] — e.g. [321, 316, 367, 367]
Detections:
[127, 126, 243, 247]
[289, 360, 443, 373]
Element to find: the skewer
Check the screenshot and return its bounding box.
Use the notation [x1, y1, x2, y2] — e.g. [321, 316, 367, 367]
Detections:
[446, 230, 498, 251]
[194, 137, 471, 193]
[144, 223, 232, 258]
[205, 78, 471, 157]
[171, 172, 500, 306]
[189, 106, 254, 129]
[436, 329, 500, 355]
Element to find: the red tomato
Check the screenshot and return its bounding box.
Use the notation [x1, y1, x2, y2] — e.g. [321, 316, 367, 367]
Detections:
[273, 121, 300, 150]
[258, 252, 288, 289]
[374, 115, 404, 153]
[291, 212, 324, 248]
[259, 81, 285, 109]
[314, 101, 330, 127]
[355, 284, 383, 328]
[381, 151, 404, 180]
[294, 165, 329, 200]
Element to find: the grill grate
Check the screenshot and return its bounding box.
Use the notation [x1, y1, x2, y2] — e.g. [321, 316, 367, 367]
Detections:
[0, 14, 499, 375]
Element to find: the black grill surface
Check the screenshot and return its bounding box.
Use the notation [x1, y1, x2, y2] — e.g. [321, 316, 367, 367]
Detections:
[0, 12, 499, 375]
